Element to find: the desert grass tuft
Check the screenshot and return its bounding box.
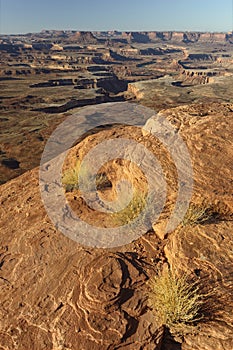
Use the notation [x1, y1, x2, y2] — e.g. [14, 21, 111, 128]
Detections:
[62, 160, 110, 192]
[148, 269, 203, 335]
[182, 203, 216, 226]
[110, 190, 147, 226]
[62, 160, 81, 191]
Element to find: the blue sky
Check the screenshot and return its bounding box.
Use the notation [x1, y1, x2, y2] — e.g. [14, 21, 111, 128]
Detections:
[0, 0, 232, 34]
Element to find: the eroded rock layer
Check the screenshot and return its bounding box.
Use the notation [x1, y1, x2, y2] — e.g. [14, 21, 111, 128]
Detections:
[0, 103, 232, 349]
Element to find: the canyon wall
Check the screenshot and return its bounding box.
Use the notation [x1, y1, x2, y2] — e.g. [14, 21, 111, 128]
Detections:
[121, 31, 233, 44]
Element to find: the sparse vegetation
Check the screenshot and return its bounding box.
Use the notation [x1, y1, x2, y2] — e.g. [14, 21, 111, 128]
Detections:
[182, 203, 217, 226]
[148, 269, 203, 334]
[62, 160, 81, 192]
[62, 159, 111, 192]
[110, 190, 147, 226]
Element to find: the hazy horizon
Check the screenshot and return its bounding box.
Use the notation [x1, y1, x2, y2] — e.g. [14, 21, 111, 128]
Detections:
[1, 29, 233, 36]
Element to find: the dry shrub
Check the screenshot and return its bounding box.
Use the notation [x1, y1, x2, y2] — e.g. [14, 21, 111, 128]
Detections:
[148, 269, 203, 335]
[182, 203, 217, 226]
[62, 159, 110, 192]
[110, 190, 148, 226]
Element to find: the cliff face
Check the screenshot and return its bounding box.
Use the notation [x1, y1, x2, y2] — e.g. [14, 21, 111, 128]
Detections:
[127, 82, 146, 99]
[170, 32, 184, 42]
[183, 32, 200, 42]
[178, 69, 220, 85]
[1, 31, 232, 46]
[125, 31, 232, 44]
[68, 31, 99, 44]
[199, 32, 227, 42]
[122, 32, 150, 43]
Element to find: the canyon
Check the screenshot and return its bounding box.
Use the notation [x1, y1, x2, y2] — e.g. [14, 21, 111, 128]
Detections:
[1, 31, 233, 184]
[0, 31, 233, 350]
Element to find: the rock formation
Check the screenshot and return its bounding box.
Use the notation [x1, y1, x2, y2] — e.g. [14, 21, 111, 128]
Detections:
[68, 31, 99, 44]
[0, 102, 232, 349]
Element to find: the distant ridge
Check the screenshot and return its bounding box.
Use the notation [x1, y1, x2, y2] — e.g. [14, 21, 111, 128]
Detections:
[1, 30, 233, 44]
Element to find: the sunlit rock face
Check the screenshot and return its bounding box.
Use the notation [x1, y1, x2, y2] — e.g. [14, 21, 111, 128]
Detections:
[0, 102, 232, 349]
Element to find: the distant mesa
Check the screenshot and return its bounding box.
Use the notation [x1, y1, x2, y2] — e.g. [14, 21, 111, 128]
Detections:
[187, 53, 214, 61]
[68, 31, 99, 44]
[120, 31, 233, 44]
[0, 31, 233, 50]
[122, 32, 151, 43]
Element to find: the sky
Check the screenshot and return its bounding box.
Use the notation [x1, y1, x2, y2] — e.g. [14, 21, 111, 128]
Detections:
[0, 0, 232, 34]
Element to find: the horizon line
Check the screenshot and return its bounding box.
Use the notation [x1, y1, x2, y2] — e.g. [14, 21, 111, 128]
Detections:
[1, 29, 233, 36]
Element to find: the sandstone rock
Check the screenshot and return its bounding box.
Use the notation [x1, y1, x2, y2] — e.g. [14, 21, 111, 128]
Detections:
[0, 103, 232, 349]
[68, 31, 99, 44]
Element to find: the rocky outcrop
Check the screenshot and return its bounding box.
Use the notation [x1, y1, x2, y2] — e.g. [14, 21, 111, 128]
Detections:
[30, 76, 128, 94]
[187, 54, 215, 61]
[68, 31, 99, 44]
[34, 94, 125, 113]
[97, 77, 128, 93]
[127, 82, 146, 99]
[139, 47, 182, 55]
[103, 49, 131, 61]
[32, 42, 53, 51]
[227, 32, 233, 43]
[183, 32, 200, 42]
[30, 78, 75, 88]
[0, 102, 232, 349]
[178, 69, 221, 85]
[170, 32, 184, 42]
[122, 32, 150, 43]
[121, 31, 232, 44]
[199, 33, 227, 42]
[1, 31, 232, 51]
